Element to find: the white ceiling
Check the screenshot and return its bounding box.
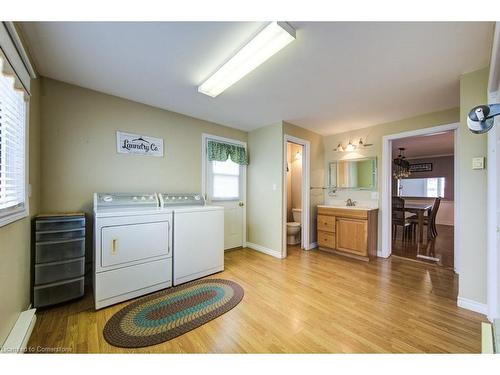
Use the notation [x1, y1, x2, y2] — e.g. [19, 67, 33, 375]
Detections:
[392, 131, 454, 159]
[20, 22, 493, 135]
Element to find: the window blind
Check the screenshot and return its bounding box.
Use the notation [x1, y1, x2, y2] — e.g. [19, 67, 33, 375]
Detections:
[0, 58, 26, 219]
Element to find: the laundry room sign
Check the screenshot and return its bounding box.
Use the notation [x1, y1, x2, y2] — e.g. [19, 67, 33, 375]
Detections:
[116, 131, 164, 157]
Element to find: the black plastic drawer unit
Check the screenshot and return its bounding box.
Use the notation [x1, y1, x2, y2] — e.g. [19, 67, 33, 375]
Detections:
[33, 214, 86, 308]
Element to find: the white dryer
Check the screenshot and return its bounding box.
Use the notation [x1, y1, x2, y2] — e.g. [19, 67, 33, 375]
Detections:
[159, 193, 224, 286]
[93, 193, 173, 309]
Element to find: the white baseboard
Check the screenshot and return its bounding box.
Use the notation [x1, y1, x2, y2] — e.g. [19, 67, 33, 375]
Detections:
[1, 308, 36, 353]
[308, 242, 318, 250]
[245, 242, 283, 259]
[457, 297, 488, 315]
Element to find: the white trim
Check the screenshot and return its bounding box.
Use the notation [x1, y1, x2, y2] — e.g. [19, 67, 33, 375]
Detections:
[405, 153, 454, 160]
[488, 22, 500, 96]
[245, 242, 283, 259]
[486, 23, 500, 323]
[457, 297, 488, 316]
[201, 133, 247, 247]
[0, 308, 36, 353]
[3, 22, 37, 79]
[487, 90, 500, 322]
[0, 83, 30, 228]
[283, 135, 311, 258]
[381, 123, 460, 263]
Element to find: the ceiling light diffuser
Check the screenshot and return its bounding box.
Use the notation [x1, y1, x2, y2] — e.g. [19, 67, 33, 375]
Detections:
[198, 22, 296, 98]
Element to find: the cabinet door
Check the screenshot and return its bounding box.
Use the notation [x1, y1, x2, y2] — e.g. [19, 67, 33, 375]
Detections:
[336, 218, 368, 255]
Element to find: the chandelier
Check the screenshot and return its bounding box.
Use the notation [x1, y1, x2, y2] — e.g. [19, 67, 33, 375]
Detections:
[393, 147, 411, 179]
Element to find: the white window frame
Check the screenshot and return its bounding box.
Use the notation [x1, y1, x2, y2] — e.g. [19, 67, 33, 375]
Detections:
[0, 21, 35, 227]
[202, 134, 246, 203]
[0, 84, 29, 227]
[207, 159, 243, 202]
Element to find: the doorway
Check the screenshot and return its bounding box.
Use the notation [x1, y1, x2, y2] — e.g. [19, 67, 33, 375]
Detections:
[381, 123, 460, 272]
[282, 135, 310, 258]
[202, 134, 247, 250]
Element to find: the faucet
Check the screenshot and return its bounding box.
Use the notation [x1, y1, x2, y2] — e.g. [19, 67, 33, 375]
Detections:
[346, 198, 356, 207]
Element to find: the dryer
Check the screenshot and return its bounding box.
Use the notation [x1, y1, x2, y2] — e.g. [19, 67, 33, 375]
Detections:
[93, 193, 172, 309]
[159, 193, 224, 286]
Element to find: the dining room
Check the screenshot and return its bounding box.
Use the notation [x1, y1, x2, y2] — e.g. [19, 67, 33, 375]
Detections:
[390, 131, 455, 269]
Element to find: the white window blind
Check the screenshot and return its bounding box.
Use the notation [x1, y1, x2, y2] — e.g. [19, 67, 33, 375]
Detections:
[0, 63, 27, 223]
[209, 158, 241, 201]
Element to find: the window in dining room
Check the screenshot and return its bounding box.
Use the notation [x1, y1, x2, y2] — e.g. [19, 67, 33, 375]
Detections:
[397, 177, 445, 198]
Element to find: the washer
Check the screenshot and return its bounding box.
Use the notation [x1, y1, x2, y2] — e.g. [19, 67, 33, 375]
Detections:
[159, 193, 224, 286]
[93, 193, 173, 309]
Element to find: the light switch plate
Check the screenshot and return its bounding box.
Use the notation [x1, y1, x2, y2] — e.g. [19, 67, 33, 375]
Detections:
[472, 157, 485, 170]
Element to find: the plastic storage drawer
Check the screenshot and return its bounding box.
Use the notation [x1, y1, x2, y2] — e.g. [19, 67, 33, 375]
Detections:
[35, 217, 85, 232]
[35, 238, 85, 263]
[33, 277, 84, 308]
[36, 228, 85, 243]
[35, 257, 85, 285]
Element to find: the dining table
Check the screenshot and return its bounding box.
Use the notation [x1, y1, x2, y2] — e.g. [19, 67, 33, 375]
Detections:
[404, 202, 433, 244]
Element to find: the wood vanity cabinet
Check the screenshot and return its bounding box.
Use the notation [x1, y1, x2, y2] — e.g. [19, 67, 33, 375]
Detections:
[316, 206, 378, 261]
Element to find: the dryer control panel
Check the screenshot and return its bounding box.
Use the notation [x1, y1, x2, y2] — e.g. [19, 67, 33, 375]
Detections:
[159, 193, 205, 207]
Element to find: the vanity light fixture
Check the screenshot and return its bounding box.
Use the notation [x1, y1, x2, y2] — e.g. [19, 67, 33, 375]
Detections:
[198, 22, 296, 98]
[345, 141, 356, 152]
[358, 138, 373, 148]
[334, 143, 344, 152]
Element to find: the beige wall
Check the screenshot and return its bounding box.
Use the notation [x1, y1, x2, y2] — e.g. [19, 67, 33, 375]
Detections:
[287, 143, 303, 219]
[39, 77, 247, 214]
[283, 122, 325, 245]
[0, 78, 41, 345]
[458, 67, 489, 304]
[247, 123, 284, 254]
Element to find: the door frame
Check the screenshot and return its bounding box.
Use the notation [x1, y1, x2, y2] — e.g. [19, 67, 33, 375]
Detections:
[282, 134, 311, 257]
[487, 22, 500, 321]
[201, 133, 247, 248]
[380, 122, 460, 272]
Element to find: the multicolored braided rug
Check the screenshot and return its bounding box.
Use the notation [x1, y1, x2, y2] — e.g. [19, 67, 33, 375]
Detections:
[103, 279, 244, 348]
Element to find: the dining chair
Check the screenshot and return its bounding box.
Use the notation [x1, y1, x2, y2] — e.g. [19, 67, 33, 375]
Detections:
[409, 197, 441, 240]
[392, 197, 413, 241]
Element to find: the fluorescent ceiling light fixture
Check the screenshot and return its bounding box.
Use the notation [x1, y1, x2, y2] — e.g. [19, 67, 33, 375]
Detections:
[198, 22, 296, 98]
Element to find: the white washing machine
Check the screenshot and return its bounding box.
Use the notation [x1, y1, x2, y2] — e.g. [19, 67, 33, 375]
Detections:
[93, 193, 173, 309]
[159, 193, 224, 286]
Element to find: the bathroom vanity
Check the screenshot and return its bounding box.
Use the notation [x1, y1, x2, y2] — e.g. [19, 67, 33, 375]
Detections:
[316, 206, 378, 261]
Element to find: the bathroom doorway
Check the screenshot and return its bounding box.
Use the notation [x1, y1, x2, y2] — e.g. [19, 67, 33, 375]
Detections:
[282, 135, 310, 257]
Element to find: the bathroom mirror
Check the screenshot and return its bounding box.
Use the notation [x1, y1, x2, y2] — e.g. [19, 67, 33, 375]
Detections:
[329, 157, 377, 190]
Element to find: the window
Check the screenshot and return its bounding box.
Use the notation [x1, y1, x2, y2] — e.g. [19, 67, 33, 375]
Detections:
[208, 158, 241, 201]
[0, 65, 27, 226]
[397, 177, 445, 198]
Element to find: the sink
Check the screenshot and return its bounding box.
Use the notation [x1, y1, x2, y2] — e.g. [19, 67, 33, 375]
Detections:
[317, 204, 374, 210]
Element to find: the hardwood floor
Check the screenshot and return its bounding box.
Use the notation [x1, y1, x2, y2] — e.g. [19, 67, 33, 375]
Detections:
[28, 246, 485, 353]
[392, 224, 454, 268]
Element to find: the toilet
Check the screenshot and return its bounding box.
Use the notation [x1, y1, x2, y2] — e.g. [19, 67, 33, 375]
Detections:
[287, 208, 302, 245]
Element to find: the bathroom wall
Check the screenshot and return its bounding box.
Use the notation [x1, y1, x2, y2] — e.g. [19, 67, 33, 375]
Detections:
[286, 143, 293, 221]
[289, 143, 303, 220]
[283, 122, 325, 246]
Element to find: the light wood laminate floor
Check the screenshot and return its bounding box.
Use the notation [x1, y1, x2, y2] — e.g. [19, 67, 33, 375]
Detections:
[28, 246, 485, 353]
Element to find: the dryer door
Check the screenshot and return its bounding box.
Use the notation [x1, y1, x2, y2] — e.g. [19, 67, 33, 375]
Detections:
[101, 221, 170, 268]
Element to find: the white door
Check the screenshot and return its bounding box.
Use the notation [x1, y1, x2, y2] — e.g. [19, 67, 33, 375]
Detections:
[203, 138, 246, 250]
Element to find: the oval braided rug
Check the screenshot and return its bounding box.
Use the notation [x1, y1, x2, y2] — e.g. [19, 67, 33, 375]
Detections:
[103, 279, 244, 348]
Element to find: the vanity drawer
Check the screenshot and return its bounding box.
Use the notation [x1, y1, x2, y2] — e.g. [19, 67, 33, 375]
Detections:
[317, 230, 335, 248]
[317, 215, 335, 232]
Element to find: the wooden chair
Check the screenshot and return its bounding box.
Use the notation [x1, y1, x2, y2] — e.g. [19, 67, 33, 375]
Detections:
[409, 197, 441, 240]
[392, 197, 413, 241]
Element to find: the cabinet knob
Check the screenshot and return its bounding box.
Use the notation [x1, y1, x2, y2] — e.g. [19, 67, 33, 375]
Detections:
[111, 239, 118, 254]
